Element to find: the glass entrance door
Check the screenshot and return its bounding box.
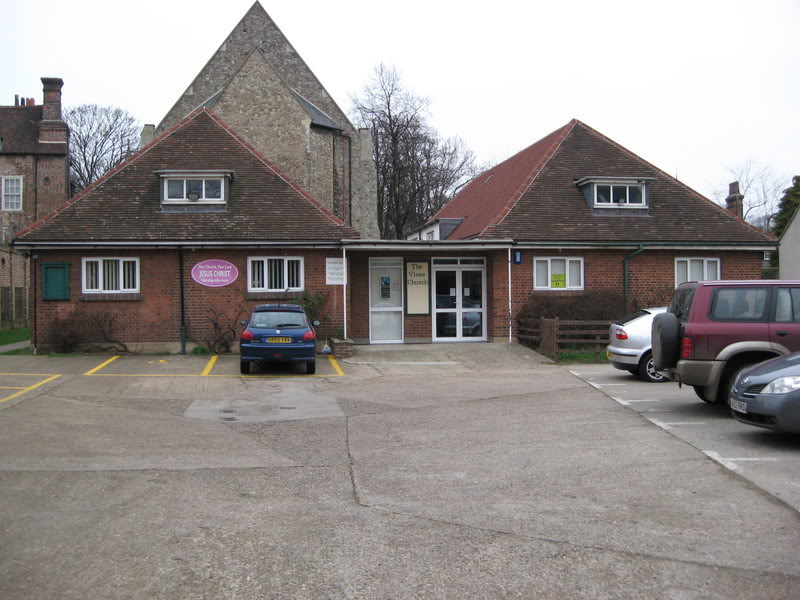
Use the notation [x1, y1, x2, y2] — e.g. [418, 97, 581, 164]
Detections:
[433, 259, 486, 341]
[369, 258, 404, 343]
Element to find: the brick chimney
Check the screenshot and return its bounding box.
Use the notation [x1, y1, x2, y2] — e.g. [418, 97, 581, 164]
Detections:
[38, 77, 68, 145]
[139, 124, 155, 148]
[725, 181, 744, 219]
[41, 77, 63, 120]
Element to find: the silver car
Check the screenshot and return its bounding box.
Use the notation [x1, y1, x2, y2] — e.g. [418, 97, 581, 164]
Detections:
[607, 307, 667, 382]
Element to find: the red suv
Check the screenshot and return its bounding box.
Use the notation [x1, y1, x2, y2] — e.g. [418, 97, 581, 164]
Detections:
[652, 280, 800, 404]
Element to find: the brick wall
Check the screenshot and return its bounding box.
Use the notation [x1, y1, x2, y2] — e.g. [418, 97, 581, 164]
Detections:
[32, 248, 348, 351]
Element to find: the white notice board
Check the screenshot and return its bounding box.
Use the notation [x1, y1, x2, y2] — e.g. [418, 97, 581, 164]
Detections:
[326, 257, 346, 285]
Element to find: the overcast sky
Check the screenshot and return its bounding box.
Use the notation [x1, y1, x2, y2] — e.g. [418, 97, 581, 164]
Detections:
[2, 0, 798, 203]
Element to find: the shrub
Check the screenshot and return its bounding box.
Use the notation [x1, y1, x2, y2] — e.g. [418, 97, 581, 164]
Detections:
[519, 290, 627, 322]
[45, 311, 128, 353]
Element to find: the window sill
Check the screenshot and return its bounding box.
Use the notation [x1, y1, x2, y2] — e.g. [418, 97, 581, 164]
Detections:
[245, 291, 304, 301]
[80, 293, 143, 302]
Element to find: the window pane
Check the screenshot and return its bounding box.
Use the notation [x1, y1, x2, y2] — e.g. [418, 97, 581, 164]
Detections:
[705, 260, 719, 280]
[268, 259, 284, 290]
[793, 289, 800, 323]
[167, 180, 183, 199]
[251, 260, 264, 289]
[676, 260, 688, 285]
[689, 259, 704, 281]
[205, 179, 221, 199]
[628, 186, 643, 204]
[612, 185, 628, 203]
[534, 260, 548, 288]
[86, 261, 99, 289]
[712, 288, 769, 320]
[568, 260, 582, 288]
[596, 185, 611, 203]
[4, 178, 22, 210]
[776, 289, 793, 322]
[186, 180, 203, 199]
[287, 259, 301, 289]
[550, 259, 566, 288]
[102, 260, 120, 291]
[123, 261, 137, 290]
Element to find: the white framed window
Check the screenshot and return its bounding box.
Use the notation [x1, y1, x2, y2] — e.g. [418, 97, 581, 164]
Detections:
[82, 258, 140, 293]
[675, 257, 720, 286]
[248, 257, 304, 292]
[2, 176, 23, 211]
[594, 182, 644, 207]
[534, 257, 584, 290]
[163, 177, 224, 204]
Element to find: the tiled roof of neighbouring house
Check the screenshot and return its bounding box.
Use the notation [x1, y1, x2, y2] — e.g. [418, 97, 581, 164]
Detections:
[15, 108, 360, 242]
[435, 120, 773, 244]
[0, 106, 68, 155]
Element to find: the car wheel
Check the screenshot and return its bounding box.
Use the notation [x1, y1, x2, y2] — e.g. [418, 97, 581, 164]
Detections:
[652, 313, 680, 371]
[717, 362, 751, 406]
[240, 360, 250, 375]
[306, 360, 316, 375]
[692, 385, 715, 403]
[638, 351, 667, 383]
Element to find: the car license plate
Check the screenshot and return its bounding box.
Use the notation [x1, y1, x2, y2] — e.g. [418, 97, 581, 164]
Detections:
[730, 399, 747, 414]
[266, 337, 292, 343]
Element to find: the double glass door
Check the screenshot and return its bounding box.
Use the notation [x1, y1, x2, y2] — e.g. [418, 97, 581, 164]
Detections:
[433, 259, 486, 341]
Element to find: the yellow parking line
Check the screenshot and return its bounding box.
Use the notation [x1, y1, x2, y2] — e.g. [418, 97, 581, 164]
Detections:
[0, 386, 26, 390]
[0, 374, 61, 405]
[84, 356, 120, 376]
[0, 372, 58, 376]
[200, 355, 219, 376]
[328, 355, 344, 376]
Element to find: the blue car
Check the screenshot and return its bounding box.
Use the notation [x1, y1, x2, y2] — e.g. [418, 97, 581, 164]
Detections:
[239, 304, 319, 375]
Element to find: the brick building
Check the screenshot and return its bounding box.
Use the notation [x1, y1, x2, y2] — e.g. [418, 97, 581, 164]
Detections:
[13, 108, 775, 350]
[0, 77, 69, 327]
[148, 1, 379, 239]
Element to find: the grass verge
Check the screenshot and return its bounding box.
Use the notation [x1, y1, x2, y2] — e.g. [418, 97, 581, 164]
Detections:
[0, 327, 30, 346]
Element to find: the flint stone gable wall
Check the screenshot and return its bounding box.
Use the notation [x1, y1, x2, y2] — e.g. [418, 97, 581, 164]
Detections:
[155, 3, 379, 238]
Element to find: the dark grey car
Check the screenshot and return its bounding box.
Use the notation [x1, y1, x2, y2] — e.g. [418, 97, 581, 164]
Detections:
[729, 352, 800, 433]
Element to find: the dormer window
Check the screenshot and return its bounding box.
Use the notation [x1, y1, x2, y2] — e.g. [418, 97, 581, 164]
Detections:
[594, 183, 643, 206]
[575, 176, 654, 210]
[155, 170, 234, 206]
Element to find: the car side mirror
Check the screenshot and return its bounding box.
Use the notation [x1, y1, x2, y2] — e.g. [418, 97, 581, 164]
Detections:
[240, 319, 248, 327]
[312, 320, 320, 327]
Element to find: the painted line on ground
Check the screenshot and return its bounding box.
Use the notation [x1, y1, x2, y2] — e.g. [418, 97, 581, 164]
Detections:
[328, 355, 345, 376]
[625, 398, 661, 403]
[0, 374, 62, 405]
[568, 370, 603, 376]
[647, 418, 706, 431]
[200, 355, 219, 376]
[0, 372, 59, 376]
[84, 355, 120, 376]
[0, 386, 26, 390]
[612, 397, 630, 406]
[589, 382, 626, 389]
[343, 360, 459, 365]
[703, 451, 741, 471]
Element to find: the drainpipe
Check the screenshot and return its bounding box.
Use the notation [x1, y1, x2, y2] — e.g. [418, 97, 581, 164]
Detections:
[178, 248, 187, 355]
[507, 247, 512, 345]
[342, 246, 348, 339]
[623, 245, 646, 311]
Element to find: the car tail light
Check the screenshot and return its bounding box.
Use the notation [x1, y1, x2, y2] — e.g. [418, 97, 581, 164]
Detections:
[240, 330, 254, 341]
[614, 328, 628, 340]
[303, 330, 316, 341]
[681, 337, 693, 359]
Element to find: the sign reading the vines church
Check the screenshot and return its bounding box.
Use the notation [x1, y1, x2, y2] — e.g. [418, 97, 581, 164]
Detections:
[191, 259, 239, 287]
[406, 261, 430, 315]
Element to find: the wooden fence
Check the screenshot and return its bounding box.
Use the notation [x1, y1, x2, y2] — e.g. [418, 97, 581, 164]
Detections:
[517, 317, 610, 360]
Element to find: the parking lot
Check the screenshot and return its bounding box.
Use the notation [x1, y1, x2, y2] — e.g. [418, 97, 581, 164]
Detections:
[1, 345, 799, 599]
[568, 363, 800, 511]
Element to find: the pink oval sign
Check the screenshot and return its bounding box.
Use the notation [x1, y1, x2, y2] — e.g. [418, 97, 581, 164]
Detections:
[191, 259, 239, 287]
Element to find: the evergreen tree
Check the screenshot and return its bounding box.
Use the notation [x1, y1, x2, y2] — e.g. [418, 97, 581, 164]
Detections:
[773, 175, 800, 238]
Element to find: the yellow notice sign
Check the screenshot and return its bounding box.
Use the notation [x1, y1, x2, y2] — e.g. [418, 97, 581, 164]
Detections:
[550, 274, 566, 288]
[406, 261, 430, 314]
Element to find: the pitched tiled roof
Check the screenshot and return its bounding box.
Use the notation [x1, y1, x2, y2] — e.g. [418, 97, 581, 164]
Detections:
[432, 121, 574, 239]
[437, 120, 773, 244]
[0, 106, 68, 155]
[15, 109, 360, 242]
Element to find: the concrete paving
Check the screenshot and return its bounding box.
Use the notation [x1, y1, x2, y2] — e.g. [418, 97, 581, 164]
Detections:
[0, 344, 799, 599]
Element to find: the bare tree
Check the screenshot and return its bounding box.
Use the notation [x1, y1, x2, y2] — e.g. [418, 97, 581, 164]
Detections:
[64, 104, 141, 195]
[712, 160, 790, 229]
[352, 65, 480, 239]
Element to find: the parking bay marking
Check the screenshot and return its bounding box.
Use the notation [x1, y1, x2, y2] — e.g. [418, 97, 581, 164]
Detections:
[200, 355, 218, 376]
[647, 418, 706, 431]
[0, 374, 62, 405]
[703, 450, 779, 472]
[612, 397, 660, 406]
[84, 355, 120, 375]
